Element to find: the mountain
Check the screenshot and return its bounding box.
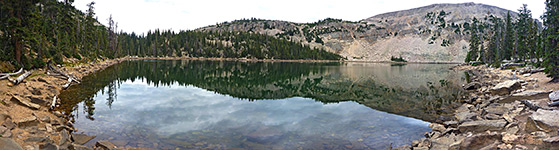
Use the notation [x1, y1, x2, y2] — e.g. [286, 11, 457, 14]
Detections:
[198, 3, 518, 63]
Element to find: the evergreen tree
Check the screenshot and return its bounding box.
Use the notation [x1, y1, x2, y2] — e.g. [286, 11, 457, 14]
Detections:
[516, 4, 532, 61]
[466, 17, 480, 62]
[503, 12, 515, 60]
[543, 0, 559, 82]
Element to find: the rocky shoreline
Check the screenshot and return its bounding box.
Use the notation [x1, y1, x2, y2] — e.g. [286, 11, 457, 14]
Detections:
[399, 65, 559, 150]
[0, 58, 134, 150]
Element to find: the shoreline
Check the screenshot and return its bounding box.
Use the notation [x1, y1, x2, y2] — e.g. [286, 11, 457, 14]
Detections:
[402, 64, 559, 150]
[0, 58, 126, 149]
[126, 56, 463, 64]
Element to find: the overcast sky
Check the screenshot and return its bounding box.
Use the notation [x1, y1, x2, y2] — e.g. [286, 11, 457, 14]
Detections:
[72, 0, 546, 34]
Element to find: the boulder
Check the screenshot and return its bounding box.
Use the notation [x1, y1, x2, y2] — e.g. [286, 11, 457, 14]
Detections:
[11, 96, 40, 110]
[490, 80, 521, 95]
[24, 136, 51, 143]
[463, 82, 481, 90]
[459, 132, 502, 150]
[429, 123, 446, 132]
[70, 143, 92, 150]
[16, 116, 39, 129]
[482, 104, 509, 115]
[95, 140, 117, 150]
[458, 120, 507, 133]
[0, 137, 23, 150]
[543, 136, 559, 147]
[2, 118, 16, 129]
[40, 142, 58, 150]
[455, 111, 477, 123]
[526, 109, 559, 132]
[60, 129, 70, 145]
[71, 133, 96, 145]
[29, 97, 48, 106]
[500, 90, 552, 103]
[550, 90, 559, 102]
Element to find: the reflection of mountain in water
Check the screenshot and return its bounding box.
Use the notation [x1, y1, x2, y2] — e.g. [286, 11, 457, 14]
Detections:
[59, 60, 465, 122]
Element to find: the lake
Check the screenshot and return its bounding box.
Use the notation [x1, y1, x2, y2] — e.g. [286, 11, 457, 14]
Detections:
[58, 60, 466, 149]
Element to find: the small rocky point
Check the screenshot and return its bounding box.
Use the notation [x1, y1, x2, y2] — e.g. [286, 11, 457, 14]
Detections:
[396, 65, 559, 150]
[0, 58, 150, 149]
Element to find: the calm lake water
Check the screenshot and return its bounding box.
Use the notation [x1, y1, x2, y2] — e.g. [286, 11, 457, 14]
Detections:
[58, 60, 465, 149]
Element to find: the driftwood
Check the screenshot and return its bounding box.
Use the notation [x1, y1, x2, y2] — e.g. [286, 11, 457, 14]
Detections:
[549, 101, 559, 107]
[521, 100, 544, 111]
[0, 68, 24, 81]
[62, 78, 72, 89]
[520, 68, 545, 74]
[9, 70, 31, 85]
[47, 61, 80, 84]
[0, 68, 23, 76]
[50, 95, 57, 110]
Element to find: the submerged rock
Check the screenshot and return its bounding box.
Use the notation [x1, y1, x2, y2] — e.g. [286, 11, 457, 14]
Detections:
[95, 140, 117, 150]
[490, 80, 521, 95]
[71, 133, 96, 145]
[458, 119, 507, 133]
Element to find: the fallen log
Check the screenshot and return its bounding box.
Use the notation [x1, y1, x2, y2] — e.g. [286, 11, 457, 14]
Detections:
[47, 61, 80, 84]
[520, 68, 546, 74]
[549, 101, 559, 107]
[501, 63, 524, 69]
[521, 100, 543, 111]
[62, 78, 72, 89]
[0, 75, 8, 80]
[9, 70, 31, 85]
[0, 68, 23, 76]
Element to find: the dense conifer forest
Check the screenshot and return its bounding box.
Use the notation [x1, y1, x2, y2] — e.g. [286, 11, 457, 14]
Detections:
[0, 0, 341, 71]
[465, 2, 559, 81]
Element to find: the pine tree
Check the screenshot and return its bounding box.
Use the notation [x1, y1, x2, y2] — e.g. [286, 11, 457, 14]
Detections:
[516, 4, 532, 61]
[503, 12, 515, 61]
[466, 17, 480, 62]
[543, 0, 559, 82]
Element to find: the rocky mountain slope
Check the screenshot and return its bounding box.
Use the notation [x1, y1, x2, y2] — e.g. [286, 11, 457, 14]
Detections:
[198, 3, 517, 62]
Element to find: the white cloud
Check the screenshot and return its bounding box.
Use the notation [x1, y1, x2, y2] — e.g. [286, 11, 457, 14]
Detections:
[72, 0, 546, 34]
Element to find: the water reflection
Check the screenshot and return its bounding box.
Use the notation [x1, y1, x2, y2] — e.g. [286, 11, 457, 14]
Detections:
[58, 60, 465, 149]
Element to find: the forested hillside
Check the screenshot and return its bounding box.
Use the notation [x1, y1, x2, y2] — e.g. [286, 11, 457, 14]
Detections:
[0, 0, 341, 71]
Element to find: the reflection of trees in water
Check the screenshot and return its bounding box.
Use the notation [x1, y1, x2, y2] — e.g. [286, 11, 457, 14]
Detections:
[58, 60, 465, 122]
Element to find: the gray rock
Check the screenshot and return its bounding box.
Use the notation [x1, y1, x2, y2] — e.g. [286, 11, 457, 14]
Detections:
[39, 116, 51, 123]
[29, 97, 48, 106]
[60, 129, 70, 145]
[455, 111, 477, 123]
[71, 133, 96, 145]
[458, 119, 507, 133]
[463, 82, 481, 90]
[2, 118, 16, 130]
[11, 96, 40, 110]
[70, 143, 92, 150]
[95, 140, 117, 150]
[550, 90, 559, 102]
[0, 113, 10, 123]
[459, 132, 502, 150]
[0, 137, 23, 150]
[40, 142, 58, 150]
[526, 109, 559, 132]
[490, 80, 521, 95]
[24, 136, 50, 143]
[500, 90, 552, 103]
[543, 136, 559, 147]
[482, 104, 509, 115]
[443, 121, 459, 128]
[16, 116, 39, 129]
